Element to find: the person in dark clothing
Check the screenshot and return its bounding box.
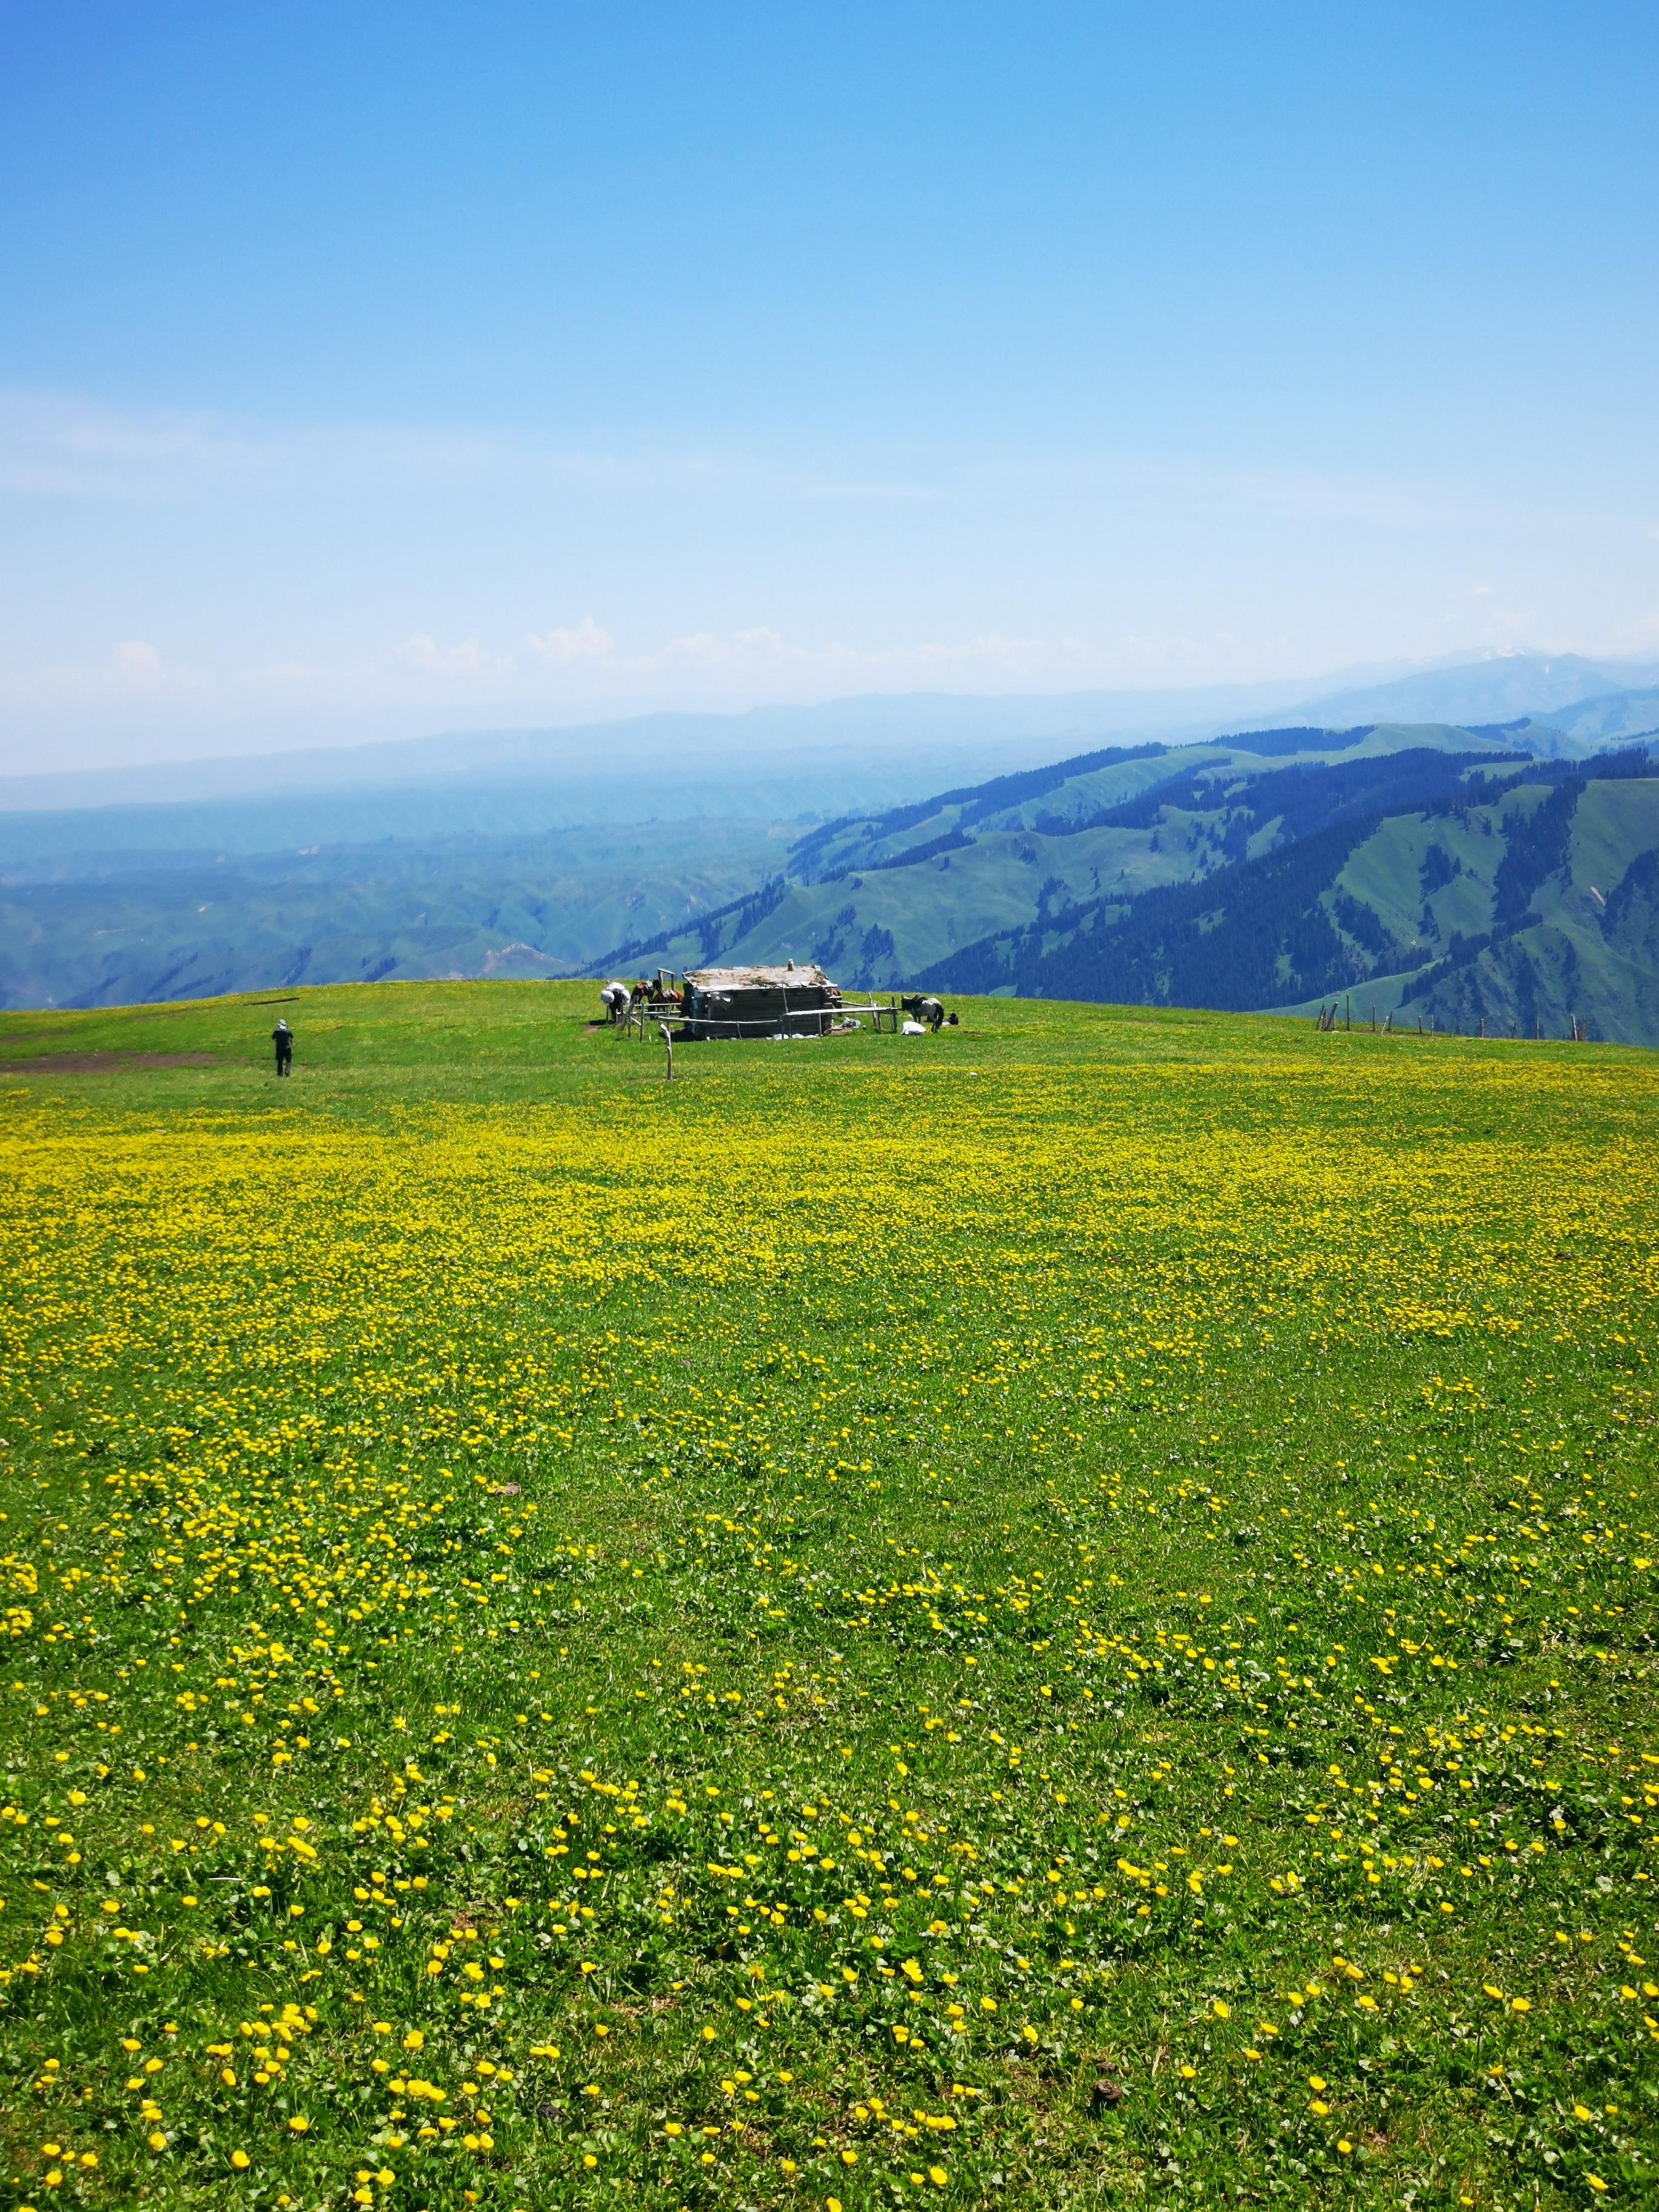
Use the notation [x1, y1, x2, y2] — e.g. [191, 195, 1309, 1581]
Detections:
[272, 1019, 293, 1076]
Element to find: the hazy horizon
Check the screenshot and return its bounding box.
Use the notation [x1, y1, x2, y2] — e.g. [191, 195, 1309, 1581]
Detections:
[0, 648, 1422, 784]
[4, 645, 1658, 829]
[9, 644, 1659, 795]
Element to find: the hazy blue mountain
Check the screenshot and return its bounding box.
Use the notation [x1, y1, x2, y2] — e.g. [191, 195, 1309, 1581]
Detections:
[0, 677, 1351, 816]
[0, 818, 787, 1010]
[5, 651, 1653, 847]
[1518, 685, 1659, 749]
[1263, 654, 1659, 734]
[0, 764, 920, 868]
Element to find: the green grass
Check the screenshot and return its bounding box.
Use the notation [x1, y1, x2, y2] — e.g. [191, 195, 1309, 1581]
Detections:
[2, 983, 1658, 2210]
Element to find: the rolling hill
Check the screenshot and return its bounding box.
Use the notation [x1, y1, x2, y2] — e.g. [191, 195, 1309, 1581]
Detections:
[601, 728, 1659, 1046]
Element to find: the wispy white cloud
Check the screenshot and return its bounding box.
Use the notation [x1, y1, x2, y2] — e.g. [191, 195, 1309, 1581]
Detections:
[1607, 609, 1659, 650]
[6, 387, 1655, 566]
[381, 619, 1096, 689]
[0, 619, 1114, 724]
[0, 388, 928, 505]
[521, 617, 615, 664]
[390, 634, 511, 675]
[645, 625, 1092, 680]
[0, 636, 207, 706]
[659, 626, 789, 668]
[0, 389, 411, 497]
[4, 384, 1655, 769]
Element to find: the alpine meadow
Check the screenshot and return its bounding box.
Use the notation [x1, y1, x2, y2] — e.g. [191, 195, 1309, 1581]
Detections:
[1, 982, 1657, 2212]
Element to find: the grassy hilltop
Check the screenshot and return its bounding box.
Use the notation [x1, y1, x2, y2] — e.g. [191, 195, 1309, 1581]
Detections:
[2, 984, 1658, 2209]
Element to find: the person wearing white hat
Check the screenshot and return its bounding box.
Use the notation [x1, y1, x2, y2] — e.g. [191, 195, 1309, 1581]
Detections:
[272, 1018, 293, 1078]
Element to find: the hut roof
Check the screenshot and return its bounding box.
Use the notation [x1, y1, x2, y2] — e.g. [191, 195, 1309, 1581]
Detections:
[685, 964, 833, 991]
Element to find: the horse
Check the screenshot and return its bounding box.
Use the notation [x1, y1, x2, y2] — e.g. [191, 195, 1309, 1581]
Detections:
[900, 993, 948, 1031]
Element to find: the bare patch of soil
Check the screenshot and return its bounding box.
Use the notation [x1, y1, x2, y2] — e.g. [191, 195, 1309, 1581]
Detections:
[1, 1051, 222, 1074]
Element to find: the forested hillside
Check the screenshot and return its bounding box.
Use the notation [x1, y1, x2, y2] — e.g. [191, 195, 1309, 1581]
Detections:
[922, 750, 1659, 1044]
[603, 730, 1659, 1045]
[603, 725, 1498, 976]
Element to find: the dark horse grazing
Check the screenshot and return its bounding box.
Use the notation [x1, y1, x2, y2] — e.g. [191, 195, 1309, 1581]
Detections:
[900, 994, 955, 1031]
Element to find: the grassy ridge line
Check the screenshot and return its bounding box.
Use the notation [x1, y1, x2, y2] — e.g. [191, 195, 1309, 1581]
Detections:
[1, 985, 1657, 2209]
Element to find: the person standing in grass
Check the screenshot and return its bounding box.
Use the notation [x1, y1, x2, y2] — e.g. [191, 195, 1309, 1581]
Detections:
[272, 1019, 293, 1078]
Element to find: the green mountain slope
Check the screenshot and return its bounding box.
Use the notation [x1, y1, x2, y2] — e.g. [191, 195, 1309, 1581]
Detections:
[923, 752, 1659, 1044]
[600, 726, 1522, 988]
[599, 733, 1659, 1047]
[1327, 767, 1659, 1042]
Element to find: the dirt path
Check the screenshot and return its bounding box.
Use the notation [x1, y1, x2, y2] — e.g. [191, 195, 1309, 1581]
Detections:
[0, 1051, 223, 1073]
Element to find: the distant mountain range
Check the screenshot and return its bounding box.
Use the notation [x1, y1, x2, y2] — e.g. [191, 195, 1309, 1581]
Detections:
[1232, 653, 1659, 737]
[4, 648, 1657, 823]
[3, 649, 1658, 1025]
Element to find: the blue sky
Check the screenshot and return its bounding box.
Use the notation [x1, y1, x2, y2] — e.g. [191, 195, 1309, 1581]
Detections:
[2, 0, 1658, 768]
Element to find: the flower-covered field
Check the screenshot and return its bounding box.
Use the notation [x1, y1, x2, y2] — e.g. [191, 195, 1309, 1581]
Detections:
[1, 981, 1657, 2210]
